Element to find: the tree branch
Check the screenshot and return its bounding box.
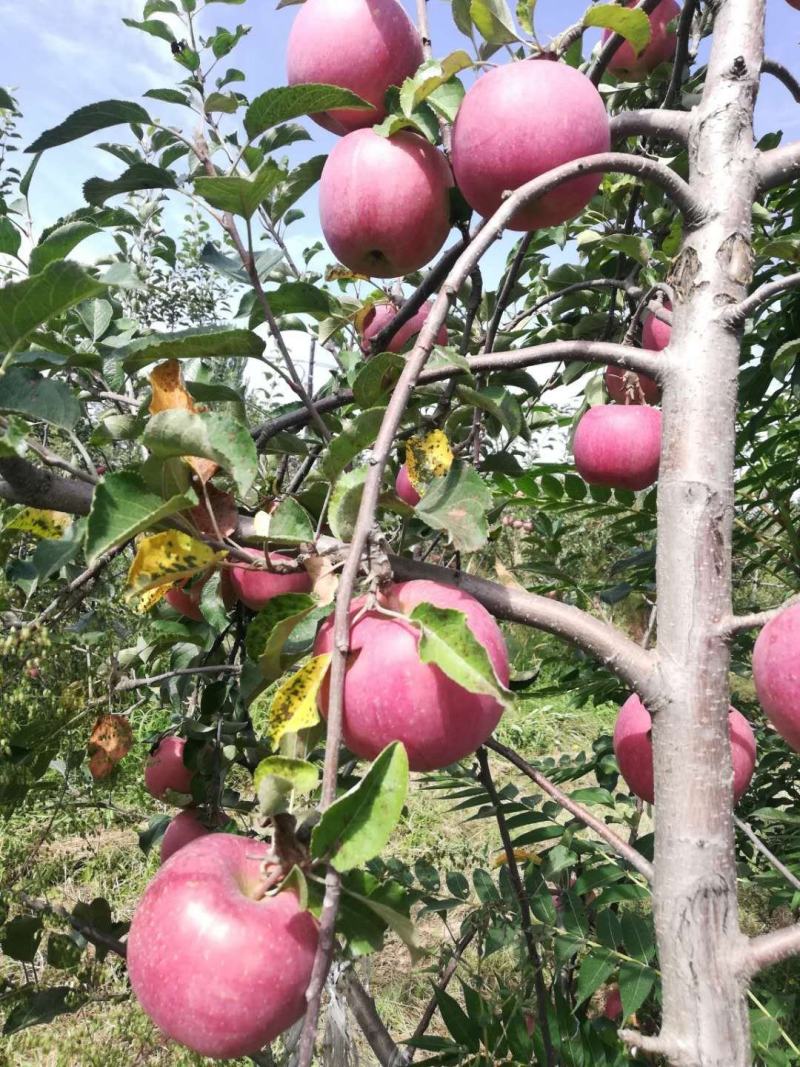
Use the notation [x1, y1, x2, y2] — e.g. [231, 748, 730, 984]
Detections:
[742, 923, 800, 976]
[661, 0, 699, 109]
[718, 592, 800, 635]
[610, 110, 691, 144]
[734, 815, 800, 894]
[757, 140, 800, 192]
[762, 58, 800, 103]
[487, 738, 654, 883]
[0, 456, 94, 515]
[483, 234, 533, 353]
[14, 892, 127, 960]
[389, 555, 658, 699]
[297, 867, 342, 1067]
[724, 271, 800, 327]
[338, 967, 408, 1067]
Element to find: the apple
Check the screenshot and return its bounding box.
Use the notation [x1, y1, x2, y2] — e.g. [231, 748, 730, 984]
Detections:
[319, 129, 453, 277]
[165, 575, 208, 622]
[788, 0, 800, 10]
[360, 300, 448, 354]
[602, 0, 681, 81]
[642, 303, 672, 351]
[128, 834, 318, 1059]
[144, 736, 194, 802]
[603, 985, 623, 1021]
[451, 61, 610, 231]
[395, 465, 421, 507]
[604, 364, 661, 405]
[313, 579, 509, 771]
[573, 405, 662, 491]
[753, 602, 800, 751]
[286, 0, 424, 136]
[229, 550, 313, 613]
[160, 808, 227, 865]
[613, 694, 757, 805]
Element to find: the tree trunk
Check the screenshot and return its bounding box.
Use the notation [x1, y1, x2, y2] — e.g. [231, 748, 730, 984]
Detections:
[651, 1, 764, 1063]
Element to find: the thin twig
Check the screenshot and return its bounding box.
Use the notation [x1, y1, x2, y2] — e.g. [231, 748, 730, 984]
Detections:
[762, 58, 800, 103]
[735, 815, 800, 894]
[718, 593, 800, 635]
[724, 272, 800, 327]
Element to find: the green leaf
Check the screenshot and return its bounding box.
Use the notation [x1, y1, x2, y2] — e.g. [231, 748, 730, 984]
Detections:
[772, 339, 800, 383]
[0, 368, 81, 430]
[3, 987, 87, 1036]
[516, 0, 536, 34]
[268, 497, 316, 542]
[399, 52, 472, 117]
[194, 162, 283, 218]
[122, 17, 176, 42]
[29, 221, 101, 275]
[254, 757, 319, 795]
[455, 384, 522, 439]
[272, 154, 327, 220]
[32, 521, 85, 582]
[320, 407, 386, 482]
[312, 742, 409, 872]
[352, 352, 405, 408]
[204, 91, 239, 114]
[143, 409, 258, 496]
[0, 259, 106, 352]
[339, 881, 423, 961]
[470, 0, 521, 44]
[144, 87, 191, 106]
[257, 282, 336, 320]
[409, 602, 511, 706]
[144, 0, 180, 16]
[246, 593, 317, 680]
[1, 915, 43, 962]
[84, 163, 177, 207]
[328, 466, 367, 542]
[244, 84, 373, 141]
[618, 961, 656, 1018]
[619, 911, 655, 963]
[585, 5, 651, 56]
[575, 949, 616, 1006]
[434, 986, 480, 1051]
[415, 463, 493, 553]
[0, 216, 21, 257]
[85, 470, 197, 565]
[26, 100, 152, 153]
[120, 326, 264, 372]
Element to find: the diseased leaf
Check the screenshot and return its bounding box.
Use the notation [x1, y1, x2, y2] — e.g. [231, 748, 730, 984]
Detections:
[265, 655, 329, 746]
[125, 531, 225, 611]
[405, 429, 454, 492]
[415, 463, 492, 553]
[4, 508, 72, 540]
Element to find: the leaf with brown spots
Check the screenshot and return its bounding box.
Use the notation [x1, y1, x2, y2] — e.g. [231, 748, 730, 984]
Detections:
[87, 714, 134, 780]
[405, 429, 453, 493]
[267, 655, 330, 747]
[125, 531, 225, 613]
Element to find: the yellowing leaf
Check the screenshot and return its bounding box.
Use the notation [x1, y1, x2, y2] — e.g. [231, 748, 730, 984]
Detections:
[268, 655, 330, 747]
[5, 508, 71, 539]
[125, 531, 225, 609]
[405, 430, 453, 492]
[87, 713, 134, 780]
[492, 847, 543, 868]
[149, 359, 197, 415]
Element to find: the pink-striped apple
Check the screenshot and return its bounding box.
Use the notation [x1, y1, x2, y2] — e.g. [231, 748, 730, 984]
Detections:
[613, 694, 757, 805]
[286, 0, 423, 135]
[642, 303, 672, 351]
[451, 61, 610, 231]
[320, 129, 453, 277]
[395, 465, 421, 507]
[360, 300, 448, 354]
[144, 736, 194, 802]
[160, 808, 227, 864]
[228, 550, 312, 613]
[753, 602, 800, 751]
[603, 0, 681, 81]
[314, 580, 509, 770]
[573, 405, 662, 491]
[128, 834, 318, 1059]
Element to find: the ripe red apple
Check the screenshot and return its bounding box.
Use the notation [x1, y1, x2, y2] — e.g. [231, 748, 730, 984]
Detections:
[603, 985, 623, 1021]
[451, 61, 610, 231]
[228, 550, 312, 612]
[144, 736, 194, 802]
[160, 808, 227, 865]
[788, 0, 800, 11]
[128, 834, 318, 1059]
[319, 129, 453, 277]
[604, 364, 661, 405]
[165, 575, 209, 622]
[286, 0, 424, 136]
[395, 465, 421, 507]
[359, 300, 448, 354]
[642, 303, 672, 351]
[613, 694, 757, 805]
[602, 0, 681, 81]
[573, 405, 662, 491]
[313, 579, 509, 771]
[753, 602, 800, 751]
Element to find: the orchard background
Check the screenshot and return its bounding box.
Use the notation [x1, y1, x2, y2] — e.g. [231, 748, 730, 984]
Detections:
[1, 1, 800, 1065]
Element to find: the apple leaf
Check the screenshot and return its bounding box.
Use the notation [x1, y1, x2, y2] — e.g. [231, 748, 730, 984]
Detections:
[320, 407, 387, 482]
[25, 100, 152, 153]
[339, 881, 424, 961]
[585, 5, 651, 56]
[254, 756, 319, 795]
[0, 368, 81, 430]
[0, 260, 107, 352]
[194, 162, 283, 219]
[4, 508, 72, 541]
[143, 409, 258, 496]
[470, 0, 521, 44]
[244, 84, 373, 141]
[277, 865, 309, 910]
[124, 531, 225, 611]
[405, 428, 454, 491]
[575, 949, 617, 1007]
[328, 466, 368, 542]
[83, 163, 178, 207]
[266, 655, 329, 747]
[409, 602, 512, 707]
[246, 593, 317, 681]
[414, 463, 493, 553]
[120, 326, 265, 372]
[312, 742, 409, 872]
[265, 497, 316, 543]
[85, 470, 197, 564]
[352, 352, 405, 408]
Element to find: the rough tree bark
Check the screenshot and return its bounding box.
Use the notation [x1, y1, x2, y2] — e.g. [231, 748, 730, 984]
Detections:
[631, 1, 765, 1063]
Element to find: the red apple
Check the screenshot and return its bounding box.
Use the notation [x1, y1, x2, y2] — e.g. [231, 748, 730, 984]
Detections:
[128, 834, 318, 1059]
[604, 364, 661, 405]
[753, 602, 800, 751]
[229, 550, 312, 612]
[360, 300, 448, 354]
[603, 985, 624, 1021]
[613, 694, 757, 805]
[788, 0, 800, 11]
[451, 61, 610, 231]
[602, 0, 681, 81]
[160, 808, 227, 865]
[319, 129, 453, 277]
[573, 405, 662, 491]
[642, 303, 672, 351]
[314, 579, 509, 771]
[286, 0, 424, 136]
[144, 736, 194, 802]
[395, 465, 421, 507]
[165, 575, 209, 622]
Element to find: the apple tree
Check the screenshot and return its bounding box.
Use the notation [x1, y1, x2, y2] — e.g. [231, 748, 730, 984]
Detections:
[1, 0, 800, 1065]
